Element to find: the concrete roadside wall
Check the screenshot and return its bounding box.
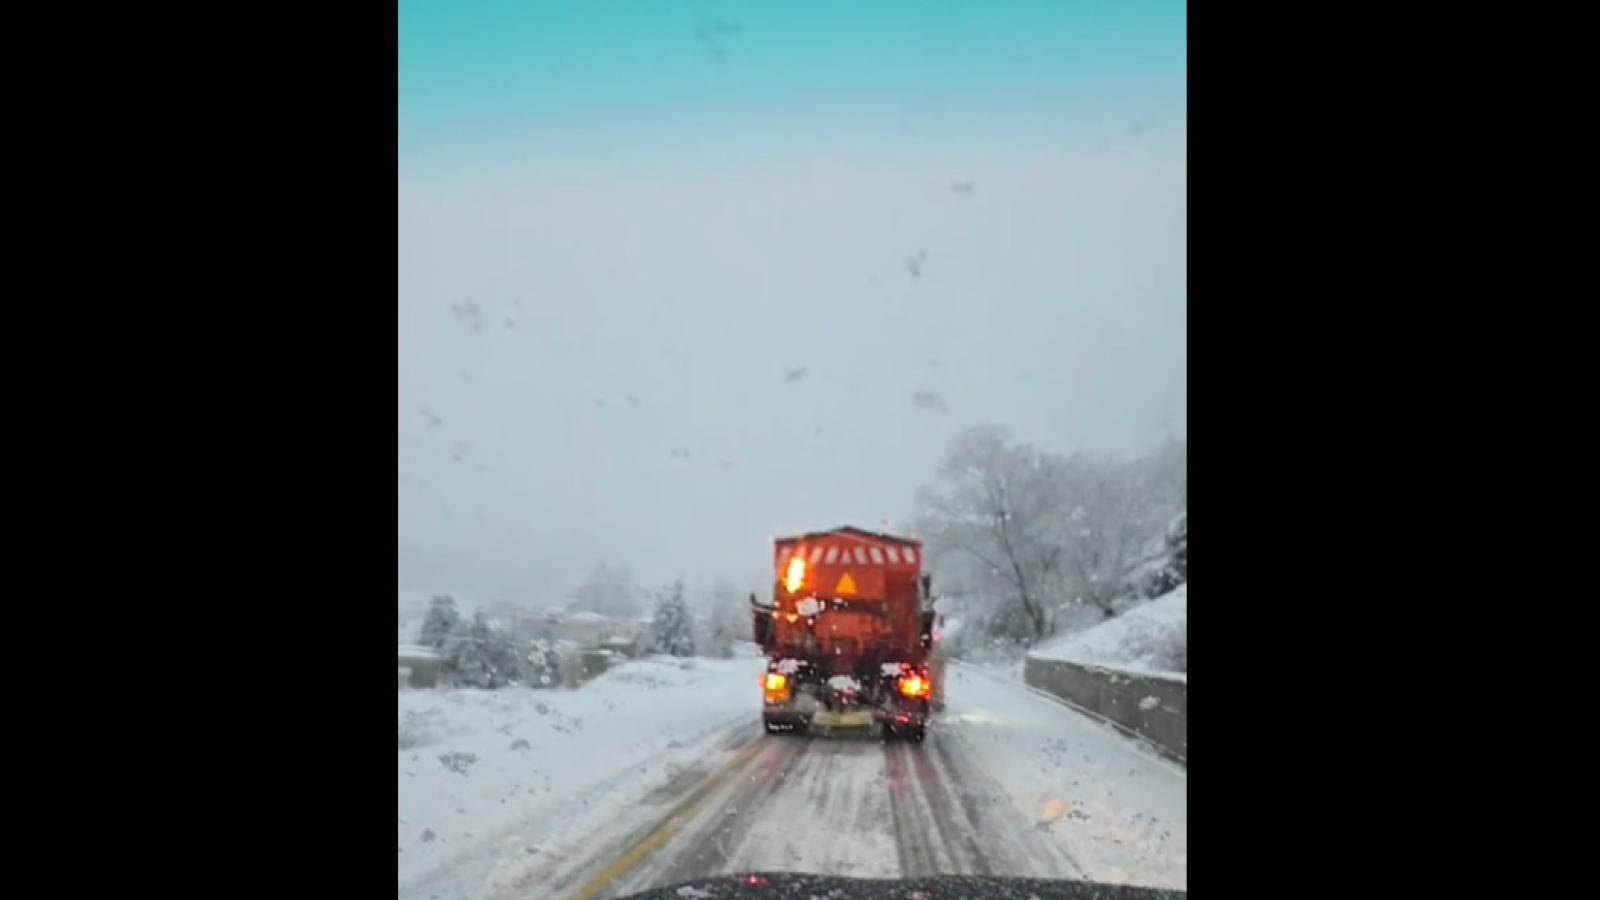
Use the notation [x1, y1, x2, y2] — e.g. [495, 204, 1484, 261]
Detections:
[1023, 656, 1186, 765]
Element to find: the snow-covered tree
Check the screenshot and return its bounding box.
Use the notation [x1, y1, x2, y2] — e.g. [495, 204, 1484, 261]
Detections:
[1055, 449, 1178, 619]
[696, 580, 746, 658]
[1142, 510, 1187, 599]
[443, 611, 527, 688]
[648, 581, 697, 657]
[915, 425, 1071, 643]
[917, 427, 1188, 645]
[418, 594, 461, 649]
[1168, 511, 1187, 582]
[567, 562, 641, 619]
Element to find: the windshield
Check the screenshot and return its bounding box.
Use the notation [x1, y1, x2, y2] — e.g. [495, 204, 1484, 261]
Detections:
[399, 2, 1186, 898]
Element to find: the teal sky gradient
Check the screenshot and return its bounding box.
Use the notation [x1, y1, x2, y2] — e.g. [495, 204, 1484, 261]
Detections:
[400, 1, 1185, 162]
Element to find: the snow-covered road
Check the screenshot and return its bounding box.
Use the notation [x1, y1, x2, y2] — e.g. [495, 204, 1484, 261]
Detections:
[399, 658, 1186, 900]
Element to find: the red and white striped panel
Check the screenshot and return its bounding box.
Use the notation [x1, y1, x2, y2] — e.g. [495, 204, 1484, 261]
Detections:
[774, 534, 922, 572]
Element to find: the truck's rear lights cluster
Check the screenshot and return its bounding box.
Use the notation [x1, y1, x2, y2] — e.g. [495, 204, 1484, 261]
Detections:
[897, 674, 931, 698]
[763, 671, 791, 705]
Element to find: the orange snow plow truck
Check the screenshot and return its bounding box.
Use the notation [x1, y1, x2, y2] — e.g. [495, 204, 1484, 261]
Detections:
[750, 526, 945, 742]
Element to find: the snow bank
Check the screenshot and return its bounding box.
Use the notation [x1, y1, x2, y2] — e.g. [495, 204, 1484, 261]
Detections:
[1030, 585, 1186, 677]
[398, 655, 763, 887]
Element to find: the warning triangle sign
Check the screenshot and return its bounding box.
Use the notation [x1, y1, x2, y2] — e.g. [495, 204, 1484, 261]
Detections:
[835, 572, 857, 596]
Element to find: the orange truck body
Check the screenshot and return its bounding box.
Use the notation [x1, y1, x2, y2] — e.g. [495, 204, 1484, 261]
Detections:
[752, 526, 941, 738]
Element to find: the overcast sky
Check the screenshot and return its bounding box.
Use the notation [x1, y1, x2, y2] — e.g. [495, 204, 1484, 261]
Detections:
[398, 1, 1186, 609]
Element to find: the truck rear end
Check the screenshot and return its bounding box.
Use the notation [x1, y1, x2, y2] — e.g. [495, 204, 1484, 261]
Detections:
[750, 526, 940, 741]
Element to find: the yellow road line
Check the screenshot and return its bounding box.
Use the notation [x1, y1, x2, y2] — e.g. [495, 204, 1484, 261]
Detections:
[568, 737, 770, 900]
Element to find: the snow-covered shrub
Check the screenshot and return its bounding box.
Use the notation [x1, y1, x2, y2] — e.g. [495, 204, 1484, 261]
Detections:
[442, 611, 528, 688]
[647, 581, 697, 658]
[419, 594, 461, 649]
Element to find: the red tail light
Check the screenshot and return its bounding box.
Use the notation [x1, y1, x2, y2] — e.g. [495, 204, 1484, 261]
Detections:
[897, 675, 930, 698]
[764, 673, 787, 692]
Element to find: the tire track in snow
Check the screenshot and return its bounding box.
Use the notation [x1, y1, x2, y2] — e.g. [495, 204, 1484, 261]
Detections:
[847, 744, 895, 855]
[783, 736, 889, 877]
[638, 719, 763, 805]
[508, 653, 1146, 898]
[554, 737, 780, 900]
[642, 732, 885, 885]
[934, 726, 1085, 878]
[610, 731, 911, 894]
[908, 735, 994, 875]
[805, 737, 837, 821]
[885, 740, 943, 876]
[632, 734, 812, 892]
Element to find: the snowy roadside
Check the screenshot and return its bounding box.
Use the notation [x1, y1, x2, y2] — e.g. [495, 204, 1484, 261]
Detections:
[941, 584, 1187, 685]
[957, 655, 1029, 681]
[1029, 585, 1186, 679]
[398, 654, 764, 888]
[942, 666, 1187, 888]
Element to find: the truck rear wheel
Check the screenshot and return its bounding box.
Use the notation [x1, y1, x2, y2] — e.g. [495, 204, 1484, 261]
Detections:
[884, 723, 924, 743]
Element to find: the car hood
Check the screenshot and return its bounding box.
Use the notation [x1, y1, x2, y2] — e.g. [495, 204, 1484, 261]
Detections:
[616, 872, 1186, 900]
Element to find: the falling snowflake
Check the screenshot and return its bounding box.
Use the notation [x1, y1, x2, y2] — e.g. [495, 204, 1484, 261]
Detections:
[912, 391, 948, 414]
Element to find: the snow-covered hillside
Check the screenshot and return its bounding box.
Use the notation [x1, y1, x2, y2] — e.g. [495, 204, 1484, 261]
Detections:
[1031, 585, 1186, 676]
